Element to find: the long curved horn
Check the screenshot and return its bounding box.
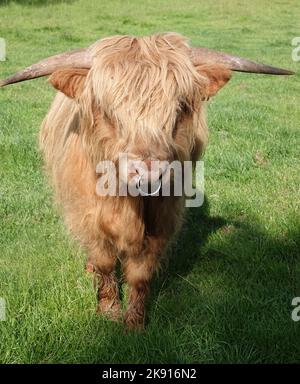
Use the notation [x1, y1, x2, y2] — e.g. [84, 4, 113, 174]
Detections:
[0, 48, 92, 87]
[1, 44, 294, 87]
[190, 47, 294, 75]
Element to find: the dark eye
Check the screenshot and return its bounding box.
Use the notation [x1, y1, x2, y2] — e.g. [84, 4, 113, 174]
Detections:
[180, 101, 192, 115]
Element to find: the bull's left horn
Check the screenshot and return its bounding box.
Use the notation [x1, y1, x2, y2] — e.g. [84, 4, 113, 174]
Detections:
[190, 47, 294, 75]
[0, 48, 92, 87]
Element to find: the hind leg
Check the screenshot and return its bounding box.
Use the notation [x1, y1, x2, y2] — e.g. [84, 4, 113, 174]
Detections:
[87, 240, 121, 321]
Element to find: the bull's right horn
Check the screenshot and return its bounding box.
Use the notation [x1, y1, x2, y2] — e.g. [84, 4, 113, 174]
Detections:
[0, 48, 92, 87]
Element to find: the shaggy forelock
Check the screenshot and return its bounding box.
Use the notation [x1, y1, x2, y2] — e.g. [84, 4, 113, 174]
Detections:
[86, 33, 207, 144]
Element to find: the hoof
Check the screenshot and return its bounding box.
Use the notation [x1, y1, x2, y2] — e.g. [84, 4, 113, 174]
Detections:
[97, 299, 122, 322]
[85, 262, 94, 273]
[124, 310, 145, 331]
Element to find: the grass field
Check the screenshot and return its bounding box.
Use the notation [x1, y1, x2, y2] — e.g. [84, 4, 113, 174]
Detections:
[0, 0, 299, 363]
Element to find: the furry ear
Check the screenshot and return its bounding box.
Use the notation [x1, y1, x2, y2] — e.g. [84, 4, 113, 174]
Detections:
[196, 64, 232, 98]
[49, 68, 89, 99]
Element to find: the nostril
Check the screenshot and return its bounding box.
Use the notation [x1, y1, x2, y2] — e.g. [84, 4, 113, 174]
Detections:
[135, 166, 143, 175]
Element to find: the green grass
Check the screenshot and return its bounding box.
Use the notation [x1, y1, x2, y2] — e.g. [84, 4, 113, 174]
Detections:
[0, 0, 300, 364]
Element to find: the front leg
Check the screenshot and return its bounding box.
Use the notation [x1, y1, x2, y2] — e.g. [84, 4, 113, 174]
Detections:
[124, 279, 148, 330]
[96, 271, 121, 321]
[123, 237, 163, 330]
[87, 241, 122, 322]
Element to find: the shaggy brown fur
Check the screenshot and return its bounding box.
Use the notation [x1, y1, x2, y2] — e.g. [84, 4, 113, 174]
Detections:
[40, 33, 231, 329]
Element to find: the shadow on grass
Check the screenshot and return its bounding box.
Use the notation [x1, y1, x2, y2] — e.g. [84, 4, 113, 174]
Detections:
[85, 198, 300, 363]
